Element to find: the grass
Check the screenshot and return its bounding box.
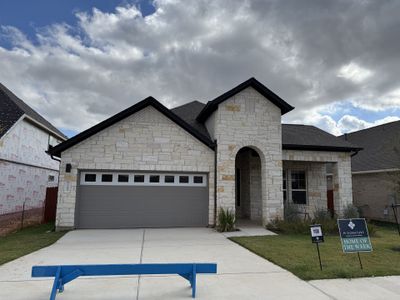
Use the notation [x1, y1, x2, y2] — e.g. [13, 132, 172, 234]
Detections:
[0, 223, 67, 266]
[230, 224, 400, 280]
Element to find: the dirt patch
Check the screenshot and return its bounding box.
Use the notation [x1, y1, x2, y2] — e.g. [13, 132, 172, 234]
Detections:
[0, 208, 44, 236]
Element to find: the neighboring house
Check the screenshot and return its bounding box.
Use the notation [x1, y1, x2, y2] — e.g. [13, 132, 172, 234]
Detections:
[49, 78, 360, 230]
[341, 121, 400, 223]
[0, 83, 67, 231]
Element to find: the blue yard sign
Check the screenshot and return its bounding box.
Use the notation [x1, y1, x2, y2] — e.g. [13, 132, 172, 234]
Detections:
[337, 218, 372, 253]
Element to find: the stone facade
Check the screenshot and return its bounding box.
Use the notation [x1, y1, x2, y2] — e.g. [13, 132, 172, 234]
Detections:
[205, 87, 283, 225]
[353, 171, 399, 223]
[282, 150, 353, 216]
[235, 148, 262, 221]
[282, 161, 327, 217]
[55, 87, 356, 230]
[56, 106, 215, 229]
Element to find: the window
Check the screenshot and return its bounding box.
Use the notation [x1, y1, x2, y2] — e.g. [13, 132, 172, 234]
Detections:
[291, 170, 307, 204]
[80, 172, 206, 186]
[149, 175, 160, 183]
[85, 174, 96, 182]
[282, 170, 287, 203]
[179, 176, 189, 183]
[134, 175, 145, 183]
[118, 174, 129, 182]
[101, 174, 113, 182]
[235, 168, 241, 206]
[48, 175, 55, 182]
[164, 175, 175, 183]
[193, 176, 203, 184]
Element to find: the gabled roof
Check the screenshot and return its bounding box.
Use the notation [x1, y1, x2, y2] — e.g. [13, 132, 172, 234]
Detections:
[339, 121, 400, 172]
[196, 77, 294, 122]
[48, 97, 216, 157]
[49, 78, 359, 157]
[173, 101, 360, 152]
[171, 100, 211, 140]
[282, 124, 361, 152]
[0, 83, 67, 140]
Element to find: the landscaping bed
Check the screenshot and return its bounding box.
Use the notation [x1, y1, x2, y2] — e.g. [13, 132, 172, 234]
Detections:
[230, 224, 400, 280]
[0, 223, 66, 266]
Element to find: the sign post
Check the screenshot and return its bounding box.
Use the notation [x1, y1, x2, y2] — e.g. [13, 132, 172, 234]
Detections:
[391, 204, 400, 236]
[310, 224, 324, 270]
[337, 218, 372, 269]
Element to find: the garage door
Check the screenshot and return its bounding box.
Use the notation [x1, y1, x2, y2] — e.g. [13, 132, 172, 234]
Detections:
[75, 171, 209, 229]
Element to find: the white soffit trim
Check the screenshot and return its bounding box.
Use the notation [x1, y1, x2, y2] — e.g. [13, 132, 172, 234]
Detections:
[24, 115, 67, 141]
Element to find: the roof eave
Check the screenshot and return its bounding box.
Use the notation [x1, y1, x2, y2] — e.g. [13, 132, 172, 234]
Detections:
[282, 144, 363, 152]
[49, 97, 216, 158]
[196, 77, 294, 123]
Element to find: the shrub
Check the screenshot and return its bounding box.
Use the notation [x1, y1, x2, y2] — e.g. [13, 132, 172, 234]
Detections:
[312, 208, 339, 235]
[284, 204, 302, 222]
[217, 208, 236, 232]
[367, 223, 378, 237]
[342, 204, 360, 218]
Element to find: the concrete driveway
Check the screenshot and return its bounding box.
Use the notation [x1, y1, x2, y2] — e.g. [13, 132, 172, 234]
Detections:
[0, 227, 331, 300]
[0, 228, 399, 300]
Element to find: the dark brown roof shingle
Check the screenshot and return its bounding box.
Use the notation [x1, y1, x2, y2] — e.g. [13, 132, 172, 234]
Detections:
[340, 121, 400, 172]
[0, 83, 66, 139]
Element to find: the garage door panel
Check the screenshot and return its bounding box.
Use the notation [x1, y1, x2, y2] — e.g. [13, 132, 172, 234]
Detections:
[76, 185, 208, 229]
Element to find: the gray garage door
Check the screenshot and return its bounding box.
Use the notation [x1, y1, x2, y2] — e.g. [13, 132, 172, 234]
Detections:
[75, 172, 209, 229]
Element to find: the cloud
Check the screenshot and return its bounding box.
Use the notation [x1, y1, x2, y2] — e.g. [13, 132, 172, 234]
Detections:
[288, 103, 400, 135]
[337, 62, 373, 84]
[0, 0, 399, 133]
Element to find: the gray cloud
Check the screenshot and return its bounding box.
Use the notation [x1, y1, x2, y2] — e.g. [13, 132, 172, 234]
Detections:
[0, 0, 399, 134]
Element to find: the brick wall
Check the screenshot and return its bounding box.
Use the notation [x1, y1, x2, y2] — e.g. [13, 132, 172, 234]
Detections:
[353, 171, 399, 222]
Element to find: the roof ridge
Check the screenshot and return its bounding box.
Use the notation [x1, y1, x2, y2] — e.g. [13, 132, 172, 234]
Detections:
[172, 100, 205, 110]
[196, 77, 294, 122]
[341, 119, 400, 136]
[0, 83, 67, 139]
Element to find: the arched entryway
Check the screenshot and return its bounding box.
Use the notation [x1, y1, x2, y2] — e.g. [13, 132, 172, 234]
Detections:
[235, 147, 263, 224]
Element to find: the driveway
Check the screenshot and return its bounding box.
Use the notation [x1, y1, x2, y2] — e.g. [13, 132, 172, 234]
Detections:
[0, 227, 330, 299]
[0, 228, 398, 299]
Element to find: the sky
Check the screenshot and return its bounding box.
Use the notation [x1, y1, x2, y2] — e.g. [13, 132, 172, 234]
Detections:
[0, 0, 400, 138]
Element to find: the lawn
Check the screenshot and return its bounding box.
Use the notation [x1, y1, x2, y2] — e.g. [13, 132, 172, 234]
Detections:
[0, 223, 67, 266]
[230, 224, 400, 280]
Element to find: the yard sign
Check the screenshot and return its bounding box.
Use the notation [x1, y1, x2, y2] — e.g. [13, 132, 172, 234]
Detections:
[337, 218, 372, 253]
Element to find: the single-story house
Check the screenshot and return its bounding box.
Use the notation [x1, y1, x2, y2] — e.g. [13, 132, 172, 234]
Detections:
[0, 83, 66, 232]
[341, 121, 400, 222]
[49, 78, 360, 230]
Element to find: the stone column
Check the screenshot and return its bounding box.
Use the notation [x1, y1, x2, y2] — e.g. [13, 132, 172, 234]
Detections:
[332, 154, 353, 216]
[216, 144, 236, 215]
[263, 160, 284, 225]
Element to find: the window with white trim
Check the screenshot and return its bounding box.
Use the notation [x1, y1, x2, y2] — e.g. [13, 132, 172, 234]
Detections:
[85, 174, 96, 182]
[282, 170, 287, 203]
[179, 175, 189, 184]
[290, 170, 307, 204]
[134, 175, 145, 183]
[80, 172, 207, 187]
[282, 169, 307, 205]
[118, 174, 129, 183]
[101, 174, 113, 182]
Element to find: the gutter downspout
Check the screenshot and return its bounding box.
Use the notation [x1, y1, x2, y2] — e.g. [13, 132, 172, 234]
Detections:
[213, 139, 218, 227]
[351, 149, 360, 157]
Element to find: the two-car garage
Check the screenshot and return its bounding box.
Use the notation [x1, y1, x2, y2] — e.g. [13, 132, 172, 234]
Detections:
[75, 171, 209, 229]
